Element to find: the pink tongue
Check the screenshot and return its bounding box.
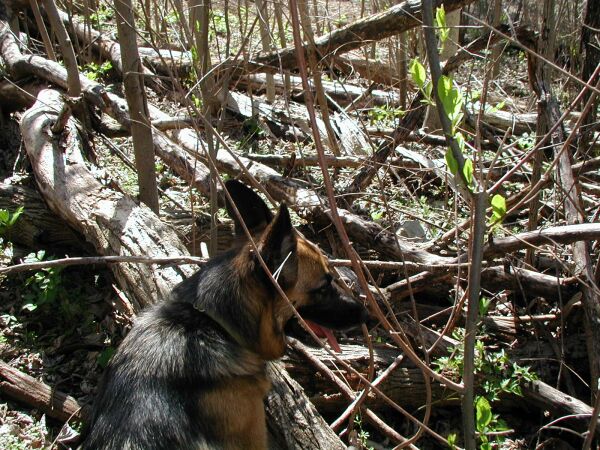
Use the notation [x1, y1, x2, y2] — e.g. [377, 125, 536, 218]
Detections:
[305, 320, 342, 353]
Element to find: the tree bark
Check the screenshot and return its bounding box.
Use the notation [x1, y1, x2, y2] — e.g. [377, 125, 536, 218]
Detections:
[0, 361, 84, 423]
[0, 181, 86, 252]
[40, 0, 81, 96]
[113, 0, 159, 213]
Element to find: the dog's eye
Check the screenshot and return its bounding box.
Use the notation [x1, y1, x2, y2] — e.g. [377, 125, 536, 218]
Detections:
[312, 274, 333, 293]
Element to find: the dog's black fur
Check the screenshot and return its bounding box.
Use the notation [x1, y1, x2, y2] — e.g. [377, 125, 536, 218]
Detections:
[81, 180, 367, 449]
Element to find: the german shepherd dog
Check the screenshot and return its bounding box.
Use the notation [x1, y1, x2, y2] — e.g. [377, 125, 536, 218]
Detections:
[82, 180, 368, 449]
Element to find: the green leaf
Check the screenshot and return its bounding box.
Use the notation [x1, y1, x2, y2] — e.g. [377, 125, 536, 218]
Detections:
[437, 75, 454, 116]
[371, 210, 384, 221]
[21, 303, 38, 312]
[409, 59, 426, 90]
[491, 194, 506, 218]
[8, 206, 23, 227]
[490, 194, 507, 226]
[445, 148, 458, 175]
[479, 297, 491, 316]
[435, 5, 446, 29]
[435, 6, 449, 44]
[476, 396, 493, 431]
[446, 432, 457, 449]
[98, 347, 116, 368]
[455, 132, 465, 152]
[463, 158, 474, 187]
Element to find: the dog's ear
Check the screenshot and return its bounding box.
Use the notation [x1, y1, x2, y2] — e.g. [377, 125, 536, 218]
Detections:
[225, 180, 273, 236]
[257, 204, 298, 290]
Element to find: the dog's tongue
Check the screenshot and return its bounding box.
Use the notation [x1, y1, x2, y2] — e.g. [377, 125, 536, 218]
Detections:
[305, 320, 342, 353]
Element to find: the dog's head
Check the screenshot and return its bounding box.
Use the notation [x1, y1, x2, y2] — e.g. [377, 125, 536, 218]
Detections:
[225, 180, 368, 359]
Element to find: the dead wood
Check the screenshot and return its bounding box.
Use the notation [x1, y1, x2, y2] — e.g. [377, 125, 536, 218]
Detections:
[247, 0, 476, 73]
[537, 79, 600, 393]
[266, 363, 346, 450]
[482, 223, 600, 259]
[0, 26, 214, 198]
[0, 181, 86, 252]
[386, 264, 579, 304]
[20, 88, 194, 310]
[284, 342, 598, 427]
[17, 87, 347, 450]
[344, 25, 537, 199]
[227, 90, 369, 155]
[0, 361, 84, 423]
[479, 265, 579, 302]
[56, 7, 190, 77]
[331, 55, 403, 86]
[241, 72, 401, 107]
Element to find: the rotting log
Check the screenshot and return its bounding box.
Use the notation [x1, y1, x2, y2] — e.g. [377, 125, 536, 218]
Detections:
[266, 363, 345, 450]
[286, 342, 598, 428]
[0, 361, 84, 423]
[247, 0, 476, 72]
[18, 87, 347, 450]
[20, 89, 194, 310]
[241, 72, 401, 107]
[0, 181, 86, 252]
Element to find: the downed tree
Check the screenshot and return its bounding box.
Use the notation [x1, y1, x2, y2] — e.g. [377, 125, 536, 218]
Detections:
[0, 361, 84, 423]
[247, 0, 476, 72]
[0, 181, 85, 252]
[18, 87, 346, 450]
[284, 341, 599, 428]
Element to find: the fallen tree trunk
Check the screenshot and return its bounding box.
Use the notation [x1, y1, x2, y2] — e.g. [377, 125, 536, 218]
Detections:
[241, 72, 401, 107]
[20, 89, 194, 310]
[0, 181, 85, 252]
[286, 342, 598, 428]
[18, 87, 346, 450]
[248, 0, 476, 72]
[0, 361, 84, 423]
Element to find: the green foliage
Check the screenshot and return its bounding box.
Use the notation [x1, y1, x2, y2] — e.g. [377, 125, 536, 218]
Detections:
[435, 324, 538, 449]
[210, 10, 227, 37]
[22, 251, 64, 312]
[98, 346, 116, 368]
[238, 117, 265, 150]
[515, 133, 535, 150]
[19, 251, 96, 336]
[82, 61, 113, 81]
[368, 105, 404, 126]
[462, 158, 474, 190]
[479, 297, 492, 317]
[447, 432, 458, 449]
[489, 194, 507, 227]
[435, 6, 450, 51]
[0, 206, 23, 238]
[165, 10, 180, 24]
[437, 75, 464, 133]
[353, 415, 374, 450]
[475, 395, 509, 450]
[90, 2, 113, 29]
[445, 148, 458, 175]
[409, 58, 427, 90]
[0, 207, 21, 261]
[370, 209, 384, 221]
